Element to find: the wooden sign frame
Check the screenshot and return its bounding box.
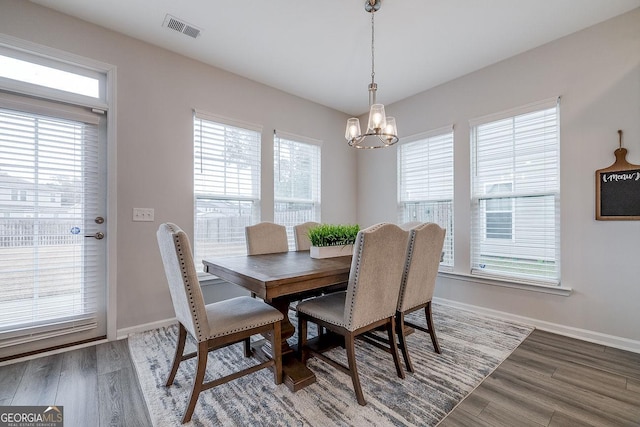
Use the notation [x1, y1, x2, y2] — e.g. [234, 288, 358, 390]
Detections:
[595, 131, 640, 220]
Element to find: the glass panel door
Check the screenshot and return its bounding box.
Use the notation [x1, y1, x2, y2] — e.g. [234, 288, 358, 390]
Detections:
[0, 103, 106, 352]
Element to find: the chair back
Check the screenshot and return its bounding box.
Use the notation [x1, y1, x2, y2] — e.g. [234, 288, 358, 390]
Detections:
[293, 221, 320, 251]
[245, 222, 289, 255]
[343, 223, 408, 331]
[157, 223, 210, 342]
[399, 221, 422, 231]
[398, 222, 446, 313]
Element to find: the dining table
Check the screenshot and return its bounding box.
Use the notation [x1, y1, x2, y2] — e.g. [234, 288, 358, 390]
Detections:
[202, 250, 352, 392]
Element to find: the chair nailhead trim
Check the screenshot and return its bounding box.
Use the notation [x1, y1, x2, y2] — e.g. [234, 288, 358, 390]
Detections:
[173, 232, 204, 341]
[397, 230, 416, 309]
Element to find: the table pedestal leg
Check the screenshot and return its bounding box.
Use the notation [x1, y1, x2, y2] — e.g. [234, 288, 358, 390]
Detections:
[260, 297, 316, 392]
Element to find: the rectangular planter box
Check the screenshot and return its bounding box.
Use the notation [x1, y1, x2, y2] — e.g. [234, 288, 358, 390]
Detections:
[310, 244, 354, 259]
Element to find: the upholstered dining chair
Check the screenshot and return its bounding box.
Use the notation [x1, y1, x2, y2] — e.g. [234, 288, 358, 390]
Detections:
[396, 222, 446, 373]
[293, 221, 320, 251]
[296, 223, 409, 405]
[399, 221, 422, 230]
[157, 223, 283, 423]
[244, 221, 288, 299]
[245, 221, 289, 255]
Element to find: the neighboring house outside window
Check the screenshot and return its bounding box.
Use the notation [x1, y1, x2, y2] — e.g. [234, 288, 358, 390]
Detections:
[470, 98, 560, 285]
[398, 127, 454, 267]
[273, 131, 321, 250]
[193, 112, 261, 264]
[485, 182, 513, 240]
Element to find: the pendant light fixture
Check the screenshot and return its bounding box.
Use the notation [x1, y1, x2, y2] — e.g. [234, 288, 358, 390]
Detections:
[345, 0, 398, 149]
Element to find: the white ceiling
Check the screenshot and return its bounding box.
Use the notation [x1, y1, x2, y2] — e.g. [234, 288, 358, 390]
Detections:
[30, 0, 640, 116]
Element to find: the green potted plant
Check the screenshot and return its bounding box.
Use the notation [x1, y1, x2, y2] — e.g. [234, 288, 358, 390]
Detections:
[307, 224, 360, 258]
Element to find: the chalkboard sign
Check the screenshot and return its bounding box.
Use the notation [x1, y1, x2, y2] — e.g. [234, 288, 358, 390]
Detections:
[596, 144, 640, 220]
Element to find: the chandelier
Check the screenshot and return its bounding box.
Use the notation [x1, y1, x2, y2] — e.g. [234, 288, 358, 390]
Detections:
[345, 0, 398, 149]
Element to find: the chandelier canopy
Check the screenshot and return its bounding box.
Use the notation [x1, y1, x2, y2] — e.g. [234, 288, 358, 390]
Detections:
[345, 0, 398, 149]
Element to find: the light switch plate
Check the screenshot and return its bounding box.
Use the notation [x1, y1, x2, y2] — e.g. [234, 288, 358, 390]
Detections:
[133, 208, 154, 222]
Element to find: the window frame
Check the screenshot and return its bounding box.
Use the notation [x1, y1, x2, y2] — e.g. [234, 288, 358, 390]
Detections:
[470, 97, 560, 286]
[0, 42, 108, 110]
[0, 35, 117, 349]
[193, 111, 262, 264]
[273, 130, 322, 249]
[397, 126, 454, 269]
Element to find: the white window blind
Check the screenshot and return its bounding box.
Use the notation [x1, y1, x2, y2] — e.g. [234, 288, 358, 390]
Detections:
[274, 131, 321, 249]
[193, 112, 261, 265]
[0, 103, 103, 347]
[470, 98, 560, 285]
[398, 127, 454, 267]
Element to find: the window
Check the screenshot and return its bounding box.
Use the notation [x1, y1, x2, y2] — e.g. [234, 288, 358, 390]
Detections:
[470, 98, 560, 285]
[398, 127, 454, 267]
[193, 112, 261, 264]
[0, 54, 100, 98]
[274, 131, 321, 249]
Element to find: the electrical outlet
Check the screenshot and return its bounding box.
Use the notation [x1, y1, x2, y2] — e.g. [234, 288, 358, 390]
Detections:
[133, 208, 154, 222]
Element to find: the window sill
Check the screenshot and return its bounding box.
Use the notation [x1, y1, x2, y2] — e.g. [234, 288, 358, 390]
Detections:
[197, 273, 227, 287]
[438, 271, 572, 296]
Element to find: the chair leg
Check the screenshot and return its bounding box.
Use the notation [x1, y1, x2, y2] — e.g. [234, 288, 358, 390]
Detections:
[243, 338, 252, 357]
[425, 302, 441, 354]
[166, 323, 187, 387]
[271, 321, 283, 385]
[297, 315, 308, 362]
[387, 317, 405, 379]
[182, 340, 208, 423]
[345, 333, 366, 406]
[396, 313, 414, 374]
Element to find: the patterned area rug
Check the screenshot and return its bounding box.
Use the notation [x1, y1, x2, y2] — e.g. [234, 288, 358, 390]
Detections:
[128, 304, 532, 426]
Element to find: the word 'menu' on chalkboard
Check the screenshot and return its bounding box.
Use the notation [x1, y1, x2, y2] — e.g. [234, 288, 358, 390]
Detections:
[595, 142, 640, 220]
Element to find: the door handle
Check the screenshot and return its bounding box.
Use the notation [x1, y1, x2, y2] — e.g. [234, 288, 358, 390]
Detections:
[85, 232, 105, 240]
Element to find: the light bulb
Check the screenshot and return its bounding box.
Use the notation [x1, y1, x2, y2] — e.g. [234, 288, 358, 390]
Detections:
[345, 118, 361, 140]
[367, 104, 386, 131]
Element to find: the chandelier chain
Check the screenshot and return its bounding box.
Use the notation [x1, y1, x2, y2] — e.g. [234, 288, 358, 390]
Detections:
[370, 9, 375, 85]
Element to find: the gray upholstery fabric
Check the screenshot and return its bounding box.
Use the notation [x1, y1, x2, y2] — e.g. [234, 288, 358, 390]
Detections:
[397, 223, 446, 313]
[205, 296, 284, 338]
[295, 291, 347, 327]
[245, 222, 289, 255]
[157, 223, 210, 342]
[293, 221, 320, 251]
[158, 223, 284, 343]
[399, 221, 422, 231]
[297, 223, 409, 332]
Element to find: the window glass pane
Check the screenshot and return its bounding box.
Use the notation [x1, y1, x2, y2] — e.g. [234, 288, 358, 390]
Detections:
[0, 55, 100, 98]
[398, 130, 454, 266]
[471, 102, 560, 285]
[274, 134, 321, 249]
[194, 115, 261, 263]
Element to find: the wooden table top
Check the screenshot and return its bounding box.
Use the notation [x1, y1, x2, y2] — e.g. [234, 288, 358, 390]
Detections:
[202, 251, 352, 301]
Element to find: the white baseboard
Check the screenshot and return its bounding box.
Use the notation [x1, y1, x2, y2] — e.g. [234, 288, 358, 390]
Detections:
[117, 317, 177, 340]
[434, 297, 640, 354]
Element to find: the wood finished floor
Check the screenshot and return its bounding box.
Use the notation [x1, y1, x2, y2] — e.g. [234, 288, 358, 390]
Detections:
[0, 329, 638, 426]
[441, 329, 640, 427]
[0, 339, 151, 427]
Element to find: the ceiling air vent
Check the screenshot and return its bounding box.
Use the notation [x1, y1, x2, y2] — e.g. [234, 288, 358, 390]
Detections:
[163, 14, 201, 39]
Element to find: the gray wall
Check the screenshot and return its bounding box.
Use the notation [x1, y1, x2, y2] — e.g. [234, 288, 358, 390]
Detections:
[357, 8, 640, 347]
[0, 0, 357, 332]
